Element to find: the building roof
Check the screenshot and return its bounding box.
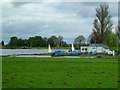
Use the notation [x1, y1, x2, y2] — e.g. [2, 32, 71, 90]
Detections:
[89, 44, 109, 49]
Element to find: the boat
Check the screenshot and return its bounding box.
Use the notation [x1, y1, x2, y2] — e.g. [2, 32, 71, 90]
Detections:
[48, 44, 51, 53]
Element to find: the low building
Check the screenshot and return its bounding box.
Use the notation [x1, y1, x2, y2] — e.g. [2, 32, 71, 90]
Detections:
[81, 44, 109, 54]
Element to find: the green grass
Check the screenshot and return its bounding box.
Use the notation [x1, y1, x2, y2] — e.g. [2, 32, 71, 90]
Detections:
[2, 57, 119, 88]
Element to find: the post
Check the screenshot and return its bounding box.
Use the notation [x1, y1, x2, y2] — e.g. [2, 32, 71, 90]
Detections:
[112, 50, 115, 56]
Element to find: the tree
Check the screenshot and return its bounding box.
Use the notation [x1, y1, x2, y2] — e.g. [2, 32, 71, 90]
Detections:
[34, 36, 44, 47]
[116, 21, 120, 45]
[74, 35, 85, 49]
[106, 31, 118, 48]
[17, 38, 24, 46]
[1, 41, 4, 46]
[58, 36, 63, 47]
[62, 41, 68, 47]
[55, 35, 64, 48]
[74, 35, 85, 45]
[91, 4, 113, 44]
[48, 35, 58, 47]
[28, 36, 44, 47]
[9, 36, 18, 47]
[43, 37, 48, 47]
[47, 35, 65, 48]
[87, 33, 95, 44]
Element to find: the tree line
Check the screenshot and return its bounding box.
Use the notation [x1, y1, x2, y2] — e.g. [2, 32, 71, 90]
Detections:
[3, 35, 68, 48]
[1, 32, 118, 49]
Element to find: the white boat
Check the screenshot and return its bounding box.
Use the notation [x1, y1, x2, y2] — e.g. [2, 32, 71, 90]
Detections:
[71, 44, 75, 51]
[48, 44, 52, 53]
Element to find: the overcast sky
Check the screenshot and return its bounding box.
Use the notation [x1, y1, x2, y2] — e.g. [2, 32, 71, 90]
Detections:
[1, 0, 118, 44]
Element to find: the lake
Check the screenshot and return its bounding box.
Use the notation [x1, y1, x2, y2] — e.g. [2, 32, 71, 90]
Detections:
[0, 49, 69, 56]
[0, 49, 96, 58]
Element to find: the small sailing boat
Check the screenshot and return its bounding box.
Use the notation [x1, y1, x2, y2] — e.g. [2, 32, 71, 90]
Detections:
[71, 44, 75, 51]
[48, 44, 52, 53]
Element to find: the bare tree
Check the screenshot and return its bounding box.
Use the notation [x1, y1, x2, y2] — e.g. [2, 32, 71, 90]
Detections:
[74, 35, 86, 45]
[74, 35, 86, 49]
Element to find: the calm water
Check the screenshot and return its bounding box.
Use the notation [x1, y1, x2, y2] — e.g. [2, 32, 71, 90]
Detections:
[0, 49, 96, 58]
[0, 49, 68, 56]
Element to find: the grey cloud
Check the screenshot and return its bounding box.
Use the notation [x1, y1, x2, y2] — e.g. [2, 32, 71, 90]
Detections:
[10, 0, 43, 7]
[54, 2, 97, 19]
[81, 2, 109, 6]
[2, 2, 118, 44]
[11, 2, 31, 7]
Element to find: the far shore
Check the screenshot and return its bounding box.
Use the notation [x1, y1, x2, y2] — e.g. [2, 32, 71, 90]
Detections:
[0, 47, 70, 49]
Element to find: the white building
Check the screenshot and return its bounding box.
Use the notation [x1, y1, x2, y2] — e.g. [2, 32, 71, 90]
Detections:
[81, 44, 110, 54]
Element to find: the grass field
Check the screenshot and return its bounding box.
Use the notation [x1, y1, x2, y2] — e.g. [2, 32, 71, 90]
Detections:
[2, 57, 118, 88]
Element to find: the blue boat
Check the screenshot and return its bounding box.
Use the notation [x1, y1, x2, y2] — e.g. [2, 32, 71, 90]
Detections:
[67, 50, 81, 55]
[90, 51, 97, 54]
[51, 50, 65, 56]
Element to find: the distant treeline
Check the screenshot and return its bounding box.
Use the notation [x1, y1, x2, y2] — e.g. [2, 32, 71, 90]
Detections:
[5, 35, 69, 49]
[1, 32, 119, 50]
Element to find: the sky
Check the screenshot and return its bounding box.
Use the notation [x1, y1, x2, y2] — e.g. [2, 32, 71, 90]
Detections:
[1, 0, 118, 44]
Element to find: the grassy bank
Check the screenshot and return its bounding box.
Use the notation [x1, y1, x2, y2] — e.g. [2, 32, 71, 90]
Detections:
[2, 57, 118, 88]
